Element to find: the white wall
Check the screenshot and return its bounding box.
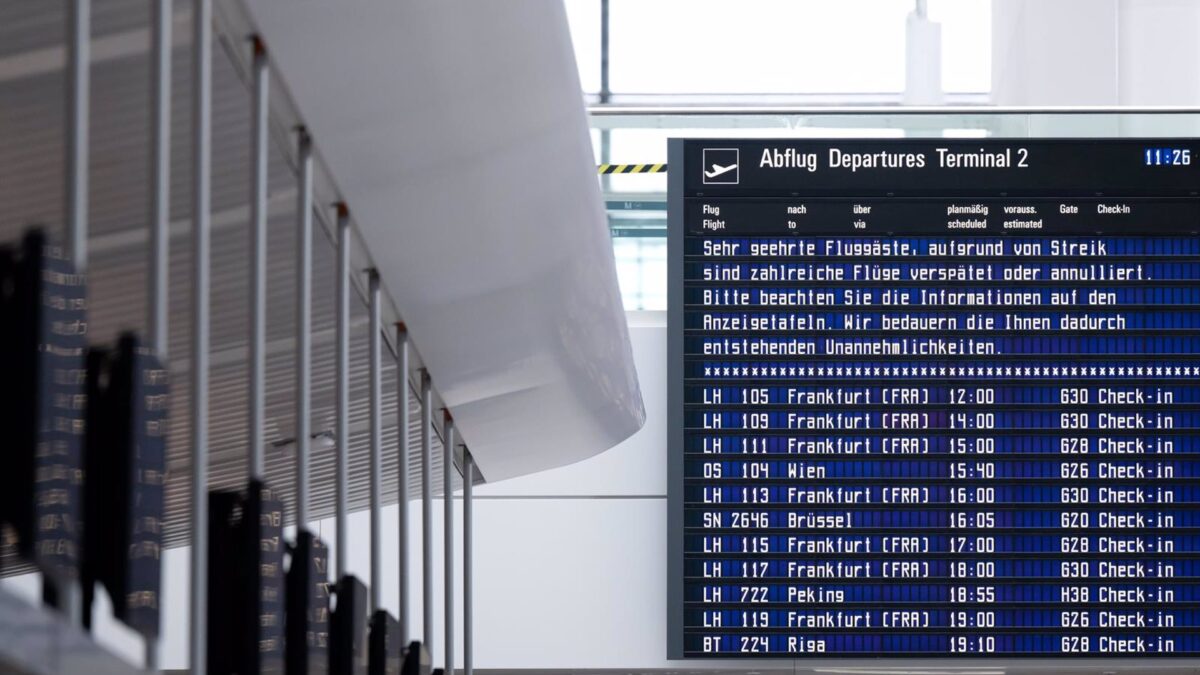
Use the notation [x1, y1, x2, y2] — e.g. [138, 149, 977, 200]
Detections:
[1117, 0, 1200, 105]
[992, 0, 1200, 107]
[448, 314, 676, 667]
[991, 0, 1120, 106]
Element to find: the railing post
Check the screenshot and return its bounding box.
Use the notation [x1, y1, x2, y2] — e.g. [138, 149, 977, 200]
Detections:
[368, 270, 383, 612]
[248, 37, 269, 480]
[395, 325, 411, 645]
[189, 1, 213, 672]
[295, 130, 313, 529]
[148, 0, 171, 360]
[420, 371, 434, 655]
[462, 452, 474, 675]
[145, 2, 171, 667]
[66, 0, 90, 270]
[334, 203, 351, 577]
[47, 0, 92, 632]
[442, 415, 455, 675]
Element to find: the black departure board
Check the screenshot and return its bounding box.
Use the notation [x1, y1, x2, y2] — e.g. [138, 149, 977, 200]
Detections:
[667, 138, 1200, 658]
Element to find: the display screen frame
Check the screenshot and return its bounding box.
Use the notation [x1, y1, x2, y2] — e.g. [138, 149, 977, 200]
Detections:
[667, 136, 1200, 665]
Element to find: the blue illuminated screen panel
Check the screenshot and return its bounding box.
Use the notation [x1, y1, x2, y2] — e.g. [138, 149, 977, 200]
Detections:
[667, 138, 1200, 658]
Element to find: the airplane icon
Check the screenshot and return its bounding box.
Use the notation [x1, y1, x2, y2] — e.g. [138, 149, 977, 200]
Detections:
[702, 148, 739, 184]
[705, 163, 738, 179]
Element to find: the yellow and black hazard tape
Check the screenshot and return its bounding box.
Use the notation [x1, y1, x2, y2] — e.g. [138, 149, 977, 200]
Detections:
[597, 163, 667, 175]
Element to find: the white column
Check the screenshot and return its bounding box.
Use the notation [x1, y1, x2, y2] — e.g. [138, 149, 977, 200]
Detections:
[903, 1, 943, 106]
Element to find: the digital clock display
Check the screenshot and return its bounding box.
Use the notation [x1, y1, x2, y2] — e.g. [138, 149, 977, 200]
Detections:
[1145, 148, 1192, 166]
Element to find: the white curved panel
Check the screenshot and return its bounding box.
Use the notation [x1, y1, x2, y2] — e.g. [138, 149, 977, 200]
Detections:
[238, 0, 644, 481]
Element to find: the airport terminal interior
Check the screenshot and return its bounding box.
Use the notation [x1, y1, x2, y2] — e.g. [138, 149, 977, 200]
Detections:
[3, 1, 1200, 674]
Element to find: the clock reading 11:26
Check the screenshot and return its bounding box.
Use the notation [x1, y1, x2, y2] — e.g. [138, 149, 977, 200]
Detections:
[1145, 148, 1192, 166]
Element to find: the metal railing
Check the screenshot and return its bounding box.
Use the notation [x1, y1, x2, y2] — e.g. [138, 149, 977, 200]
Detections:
[49, 1, 478, 672]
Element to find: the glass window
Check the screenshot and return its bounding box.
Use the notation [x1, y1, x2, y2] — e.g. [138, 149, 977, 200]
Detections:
[567, 0, 992, 98]
[609, 1, 909, 95]
[613, 237, 667, 311]
[564, 0, 601, 94]
[929, 0, 991, 93]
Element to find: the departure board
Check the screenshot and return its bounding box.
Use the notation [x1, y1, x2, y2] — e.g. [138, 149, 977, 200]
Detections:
[667, 138, 1200, 659]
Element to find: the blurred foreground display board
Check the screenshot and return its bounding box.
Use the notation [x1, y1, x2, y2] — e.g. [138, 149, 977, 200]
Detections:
[367, 611, 400, 675]
[668, 138, 1200, 658]
[82, 335, 167, 636]
[329, 575, 367, 675]
[208, 480, 285, 672]
[0, 230, 87, 583]
[399, 641, 428, 675]
[286, 531, 330, 675]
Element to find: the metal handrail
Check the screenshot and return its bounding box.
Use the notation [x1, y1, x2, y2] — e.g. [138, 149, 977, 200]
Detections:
[588, 104, 1200, 116]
